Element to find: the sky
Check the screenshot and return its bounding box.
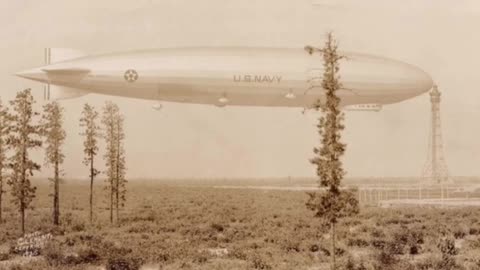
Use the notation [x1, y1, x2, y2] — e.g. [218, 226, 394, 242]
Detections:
[0, 0, 479, 179]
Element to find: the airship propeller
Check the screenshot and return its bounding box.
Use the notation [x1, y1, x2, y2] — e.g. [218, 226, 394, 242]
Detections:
[216, 93, 229, 108]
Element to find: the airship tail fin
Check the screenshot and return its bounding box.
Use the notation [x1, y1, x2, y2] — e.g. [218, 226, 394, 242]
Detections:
[43, 48, 89, 101]
[44, 48, 86, 64]
[44, 85, 88, 101]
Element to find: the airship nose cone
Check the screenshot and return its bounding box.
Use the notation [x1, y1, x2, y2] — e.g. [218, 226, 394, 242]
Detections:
[15, 68, 47, 82]
[403, 65, 434, 95]
[342, 53, 434, 102]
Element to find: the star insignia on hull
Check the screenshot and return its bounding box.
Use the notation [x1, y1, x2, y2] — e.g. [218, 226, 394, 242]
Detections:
[124, 69, 138, 82]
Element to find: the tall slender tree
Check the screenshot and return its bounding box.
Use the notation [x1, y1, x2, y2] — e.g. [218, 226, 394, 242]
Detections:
[79, 104, 100, 223]
[114, 112, 126, 223]
[102, 101, 119, 224]
[0, 99, 11, 223]
[41, 101, 66, 225]
[7, 89, 42, 235]
[305, 33, 359, 270]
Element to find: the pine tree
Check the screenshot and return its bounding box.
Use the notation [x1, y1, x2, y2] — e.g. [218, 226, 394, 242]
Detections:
[41, 101, 66, 225]
[102, 101, 119, 224]
[0, 99, 11, 223]
[7, 89, 42, 235]
[79, 103, 100, 223]
[114, 112, 126, 223]
[305, 33, 359, 270]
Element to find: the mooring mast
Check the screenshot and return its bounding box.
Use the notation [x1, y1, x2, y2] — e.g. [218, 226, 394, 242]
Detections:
[421, 85, 450, 200]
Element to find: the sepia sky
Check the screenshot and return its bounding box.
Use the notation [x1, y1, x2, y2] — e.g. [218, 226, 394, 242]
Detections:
[0, 0, 479, 179]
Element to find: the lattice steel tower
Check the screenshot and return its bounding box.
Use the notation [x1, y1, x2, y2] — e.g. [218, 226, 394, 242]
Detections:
[422, 85, 450, 185]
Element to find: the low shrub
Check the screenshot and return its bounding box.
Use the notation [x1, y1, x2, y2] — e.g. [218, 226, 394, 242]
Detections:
[248, 253, 272, 270]
[453, 228, 467, 239]
[371, 238, 387, 250]
[191, 250, 210, 264]
[342, 256, 368, 270]
[416, 254, 441, 270]
[76, 245, 101, 264]
[229, 247, 248, 260]
[43, 240, 64, 265]
[437, 237, 462, 270]
[210, 222, 225, 232]
[376, 249, 398, 267]
[106, 256, 142, 270]
[281, 238, 301, 252]
[0, 252, 10, 261]
[469, 227, 480, 235]
[347, 237, 370, 248]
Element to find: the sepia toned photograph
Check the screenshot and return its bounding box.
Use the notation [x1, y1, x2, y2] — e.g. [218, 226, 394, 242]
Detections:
[0, 0, 479, 269]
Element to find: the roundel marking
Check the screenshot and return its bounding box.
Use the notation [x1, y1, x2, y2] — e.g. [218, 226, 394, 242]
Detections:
[124, 69, 139, 82]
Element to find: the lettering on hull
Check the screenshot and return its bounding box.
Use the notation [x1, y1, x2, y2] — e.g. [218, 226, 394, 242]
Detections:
[233, 75, 282, 83]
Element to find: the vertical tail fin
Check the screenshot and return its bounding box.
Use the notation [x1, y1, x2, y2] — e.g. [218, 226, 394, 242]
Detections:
[44, 49, 50, 100]
[44, 48, 86, 64]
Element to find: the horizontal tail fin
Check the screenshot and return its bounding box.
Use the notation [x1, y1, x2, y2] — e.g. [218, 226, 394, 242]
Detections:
[43, 48, 89, 101]
[42, 67, 90, 76]
[44, 85, 88, 101]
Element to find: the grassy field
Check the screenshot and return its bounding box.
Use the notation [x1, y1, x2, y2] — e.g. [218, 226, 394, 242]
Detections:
[1, 180, 480, 269]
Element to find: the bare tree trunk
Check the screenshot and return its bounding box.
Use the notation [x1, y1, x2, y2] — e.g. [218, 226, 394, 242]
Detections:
[21, 150, 26, 235]
[115, 156, 119, 223]
[21, 204, 25, 235]
[109, 123, 114, 224]
[53, 160, 60, 225]
[110, 180, 113, 223]
[116, 185, 119, 223]
[115, 120, 121, 224]
[115, 134, 120, 224]
[115, 161, 118, 223]
[0, 177, 2, 223]
[331, 222, 336, 270]
[89, 156, 94, 224]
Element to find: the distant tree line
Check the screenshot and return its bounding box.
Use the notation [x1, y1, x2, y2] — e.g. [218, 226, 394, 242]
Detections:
[0, 88, 127, 235]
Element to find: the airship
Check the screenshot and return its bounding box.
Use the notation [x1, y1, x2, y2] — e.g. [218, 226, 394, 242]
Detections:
[16, 47, 433, 111]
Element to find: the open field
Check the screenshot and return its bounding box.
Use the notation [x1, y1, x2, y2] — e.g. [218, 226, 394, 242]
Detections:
[1, 179, 480, 269]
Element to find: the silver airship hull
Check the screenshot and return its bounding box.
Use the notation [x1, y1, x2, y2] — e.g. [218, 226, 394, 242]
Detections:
[16, 47, 433, 108]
